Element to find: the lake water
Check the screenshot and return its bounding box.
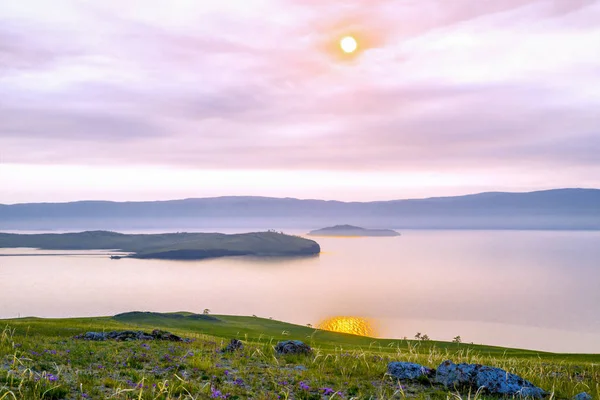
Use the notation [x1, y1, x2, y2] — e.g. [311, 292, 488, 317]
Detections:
[1, 230, 599, 353]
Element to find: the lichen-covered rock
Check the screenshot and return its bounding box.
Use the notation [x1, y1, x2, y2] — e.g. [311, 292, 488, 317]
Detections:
[436, 360, 546, 398]
[436, 361, 478, 387]
[223, 339, 244, 352]
[573, 392, 592, 400]
[275, 340, 312, 355]
[387, 362, 435, 381]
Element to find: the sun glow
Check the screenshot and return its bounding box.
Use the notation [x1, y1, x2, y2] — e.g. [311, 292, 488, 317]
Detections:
[340, 36, 358, 53]
[318, 316, 375, 337]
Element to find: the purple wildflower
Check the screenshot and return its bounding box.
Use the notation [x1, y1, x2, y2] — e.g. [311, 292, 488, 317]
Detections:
[322, 388, 335, 395]
[46, 374, 58, 382]
[210, 387, 227, 399]
[299, 381, 310, 390]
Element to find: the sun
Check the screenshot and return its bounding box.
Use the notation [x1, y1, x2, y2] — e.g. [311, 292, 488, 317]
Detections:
[340, 36, 358, 54]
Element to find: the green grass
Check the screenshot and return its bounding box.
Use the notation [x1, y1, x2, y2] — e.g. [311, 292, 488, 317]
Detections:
[1, 313, 598, 399]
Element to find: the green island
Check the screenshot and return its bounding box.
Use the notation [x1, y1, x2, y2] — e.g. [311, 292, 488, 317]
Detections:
[0, 231, 320, 260]
[0, 312, 597, 399]
[308, 225, 400, 237]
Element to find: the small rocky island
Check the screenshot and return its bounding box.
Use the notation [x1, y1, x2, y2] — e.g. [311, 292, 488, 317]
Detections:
[307, 224, 400, 237]
[0, 230, 320, 260]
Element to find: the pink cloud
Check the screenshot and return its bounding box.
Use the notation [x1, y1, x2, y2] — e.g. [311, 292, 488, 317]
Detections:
[1, 0, 599, 200]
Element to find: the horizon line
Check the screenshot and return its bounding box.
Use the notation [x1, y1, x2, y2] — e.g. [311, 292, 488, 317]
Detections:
[1, 187, 598, 206]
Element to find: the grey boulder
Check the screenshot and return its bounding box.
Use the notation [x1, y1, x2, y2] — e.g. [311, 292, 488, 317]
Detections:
[275, 340, 312, 355]
[573, 393, 592, 400]
[387, 362, 435, 381]
[436, 360, 546, 398]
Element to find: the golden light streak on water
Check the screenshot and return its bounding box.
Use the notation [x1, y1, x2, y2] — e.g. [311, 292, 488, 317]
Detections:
[318, 316, 376, 337]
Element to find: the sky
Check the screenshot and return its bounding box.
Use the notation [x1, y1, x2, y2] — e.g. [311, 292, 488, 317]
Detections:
[1, 0, 599, 203]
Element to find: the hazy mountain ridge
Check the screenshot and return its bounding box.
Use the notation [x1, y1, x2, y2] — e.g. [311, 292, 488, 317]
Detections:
[1, 189, 599, 230]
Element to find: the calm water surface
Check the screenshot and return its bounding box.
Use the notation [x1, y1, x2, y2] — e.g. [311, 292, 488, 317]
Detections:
[1, 230, 599, 353]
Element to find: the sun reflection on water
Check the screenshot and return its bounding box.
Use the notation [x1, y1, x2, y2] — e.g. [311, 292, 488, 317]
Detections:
[318, 316, 376, 337]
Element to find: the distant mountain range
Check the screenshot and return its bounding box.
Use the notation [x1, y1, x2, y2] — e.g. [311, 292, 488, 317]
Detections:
[1, 188, 599, 231]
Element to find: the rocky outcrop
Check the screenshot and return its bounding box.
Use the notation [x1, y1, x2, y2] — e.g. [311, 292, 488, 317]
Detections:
[274, 340, 312, 355]
[387, 362, 435, 381]
[435, 360, 546, 398]
[222, 339, 244, 352]
[76, 329, 183, 342]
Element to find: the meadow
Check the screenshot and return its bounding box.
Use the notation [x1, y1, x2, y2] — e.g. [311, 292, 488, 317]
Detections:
[0, 312, 598, 399]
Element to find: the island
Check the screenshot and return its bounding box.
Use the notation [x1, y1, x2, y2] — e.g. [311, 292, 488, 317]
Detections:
[0, 230, 321, 260]
[307, 224, 400, 237]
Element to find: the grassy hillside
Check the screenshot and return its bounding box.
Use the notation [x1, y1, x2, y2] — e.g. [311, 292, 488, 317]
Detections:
[0, 231, 320, 260]
[0, 312, 598, 399]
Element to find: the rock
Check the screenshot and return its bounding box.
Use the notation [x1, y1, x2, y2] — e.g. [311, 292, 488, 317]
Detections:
[109, 331, 141, 341]
[76, 329, 183, 342]
[435, 361, 478, 387]
[223, 339, 244, 352]
[573, 393, 592, 400]
[138, 333, 155, 340]
[387, 362, 435, 381]
[81, 332, 107, 341]
[436, 360, 546, 398]
[151, 329, 183, 342]
[274, 340, 312, 355]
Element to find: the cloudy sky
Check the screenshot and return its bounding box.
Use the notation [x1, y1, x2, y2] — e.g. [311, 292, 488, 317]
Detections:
[1, 0, 599, 203]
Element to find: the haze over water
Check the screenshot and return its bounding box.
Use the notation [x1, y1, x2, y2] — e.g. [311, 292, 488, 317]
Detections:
[1, 230, 599, 353]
